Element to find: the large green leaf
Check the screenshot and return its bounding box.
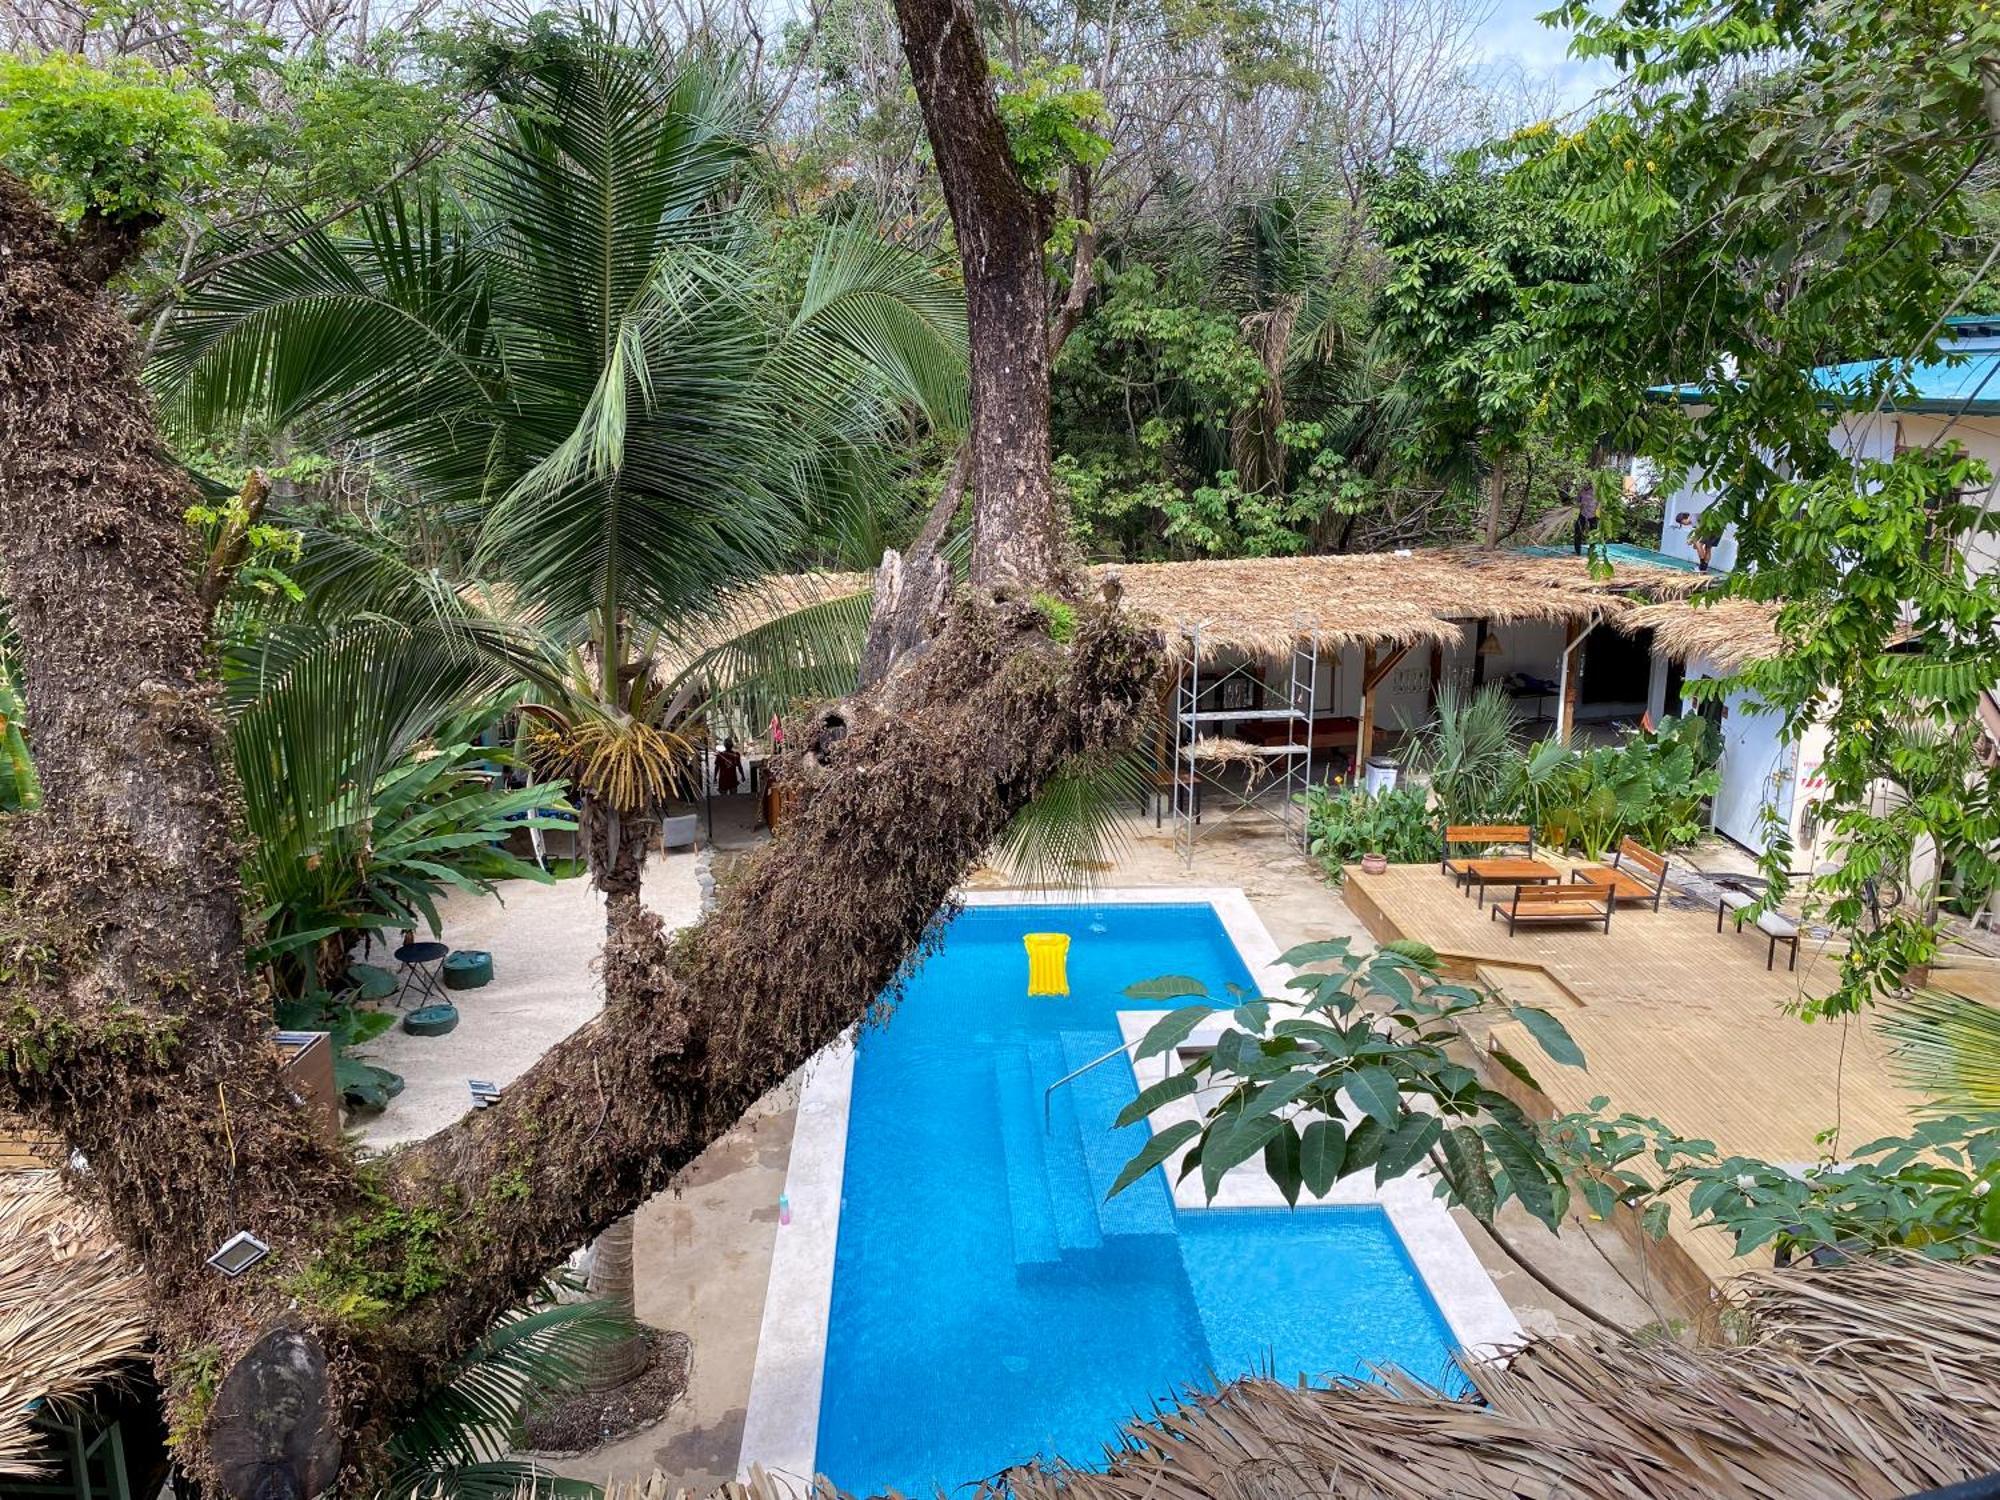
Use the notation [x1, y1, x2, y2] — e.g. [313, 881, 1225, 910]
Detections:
[1107, 1120, 1200, 1199]
[1509, 1005, 1586, 1069]
[1134, 1004, 1213, 1060]
[1344, 1064, 1403, 1126]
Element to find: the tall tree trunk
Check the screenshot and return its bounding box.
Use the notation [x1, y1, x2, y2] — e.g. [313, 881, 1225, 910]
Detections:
[0, 174, 364, 1487]
[888, 0, 1066, 597]
[0, 38, 1160, 1475]
[582, 1215, 649, 1389]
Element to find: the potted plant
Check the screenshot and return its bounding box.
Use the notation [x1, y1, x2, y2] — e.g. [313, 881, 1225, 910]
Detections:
[1360, 852, 1389, 875]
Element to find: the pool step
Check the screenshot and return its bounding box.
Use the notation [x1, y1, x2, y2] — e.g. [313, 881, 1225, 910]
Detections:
[1027, 1039, 1104, 1254]
[1058, 1029, 1178, 1239]
[992, 1050, 1062, 1266]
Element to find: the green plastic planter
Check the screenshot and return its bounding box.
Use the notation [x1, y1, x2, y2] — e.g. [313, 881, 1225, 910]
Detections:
[402, 1003, 460, 1037]
[443, 949, 493, 991]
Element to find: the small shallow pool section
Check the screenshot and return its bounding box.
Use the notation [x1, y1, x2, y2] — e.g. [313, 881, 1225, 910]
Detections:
[813, 902, 1463, 1498]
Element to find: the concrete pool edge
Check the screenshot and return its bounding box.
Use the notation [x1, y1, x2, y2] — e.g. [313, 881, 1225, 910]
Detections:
[737, 887, 1521, 1485]
[735, 1030, 855, 1487]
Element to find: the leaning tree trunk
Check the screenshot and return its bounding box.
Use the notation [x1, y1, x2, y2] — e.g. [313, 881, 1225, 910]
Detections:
[0, 9, 1162, 1477]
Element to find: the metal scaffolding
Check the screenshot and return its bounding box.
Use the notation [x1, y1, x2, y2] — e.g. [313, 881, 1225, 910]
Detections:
[1171, 620, 1320, 866]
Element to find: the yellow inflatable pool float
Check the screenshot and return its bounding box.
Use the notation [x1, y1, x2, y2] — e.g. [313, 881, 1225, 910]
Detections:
[1023, 932, 1070, 996]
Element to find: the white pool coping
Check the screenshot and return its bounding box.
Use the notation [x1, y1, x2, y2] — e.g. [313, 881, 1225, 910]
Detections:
[738, 887, 1521, 1487]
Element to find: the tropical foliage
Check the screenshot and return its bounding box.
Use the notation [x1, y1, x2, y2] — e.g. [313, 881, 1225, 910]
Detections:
[1110, 936, 1586, 1230]
[152, 31, 966, 894]
[1300, 782, 1436, 879]
[1506, 0, 2000, 1014]
[1514, 714, 1721, 859]
[1406, 683, 1516, 823]
[385, 1297, 633, 1499]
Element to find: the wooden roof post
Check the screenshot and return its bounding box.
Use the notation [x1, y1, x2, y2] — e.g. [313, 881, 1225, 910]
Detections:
[1357, 644, 1377, 769]
[1558, 618, 1590, 744]
[1358, 641, 1415, 774]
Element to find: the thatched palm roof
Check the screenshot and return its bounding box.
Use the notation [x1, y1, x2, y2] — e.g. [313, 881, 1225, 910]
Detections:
[0, 1174, 149, 1477]
[1094, 549, 1712, 661]
[1620, 598, 1782, 673]
[599, 1255, 2000, 1500]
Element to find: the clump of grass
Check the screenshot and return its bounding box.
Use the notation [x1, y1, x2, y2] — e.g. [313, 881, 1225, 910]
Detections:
[1031, 592, 1077, 643]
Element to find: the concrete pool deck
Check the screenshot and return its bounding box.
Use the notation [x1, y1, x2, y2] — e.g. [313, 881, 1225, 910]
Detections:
[546, 807, 1665, 1494]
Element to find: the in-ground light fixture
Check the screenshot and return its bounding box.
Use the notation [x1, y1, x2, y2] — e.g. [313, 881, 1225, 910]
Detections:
[468, 1079, 503, 1108]
[207, 1230, 271, 1278]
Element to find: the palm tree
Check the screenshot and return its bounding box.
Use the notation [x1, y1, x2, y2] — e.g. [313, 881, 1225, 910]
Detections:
[154, 23, 963, 1405]
[153, 25, 965, 920]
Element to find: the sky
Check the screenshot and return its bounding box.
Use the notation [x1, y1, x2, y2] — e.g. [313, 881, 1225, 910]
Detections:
[1470, 0, 1618, 115]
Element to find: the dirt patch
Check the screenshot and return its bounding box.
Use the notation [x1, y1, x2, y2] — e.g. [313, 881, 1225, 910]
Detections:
[520, 1329, 693, 1455]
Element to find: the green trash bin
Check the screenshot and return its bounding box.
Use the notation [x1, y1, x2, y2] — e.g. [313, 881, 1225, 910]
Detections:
[403, 1002, 459, 1037]
[443, 949, 493, 991]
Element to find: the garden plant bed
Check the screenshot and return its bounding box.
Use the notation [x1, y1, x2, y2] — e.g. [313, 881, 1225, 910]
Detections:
[520, 1328, 693, 1455]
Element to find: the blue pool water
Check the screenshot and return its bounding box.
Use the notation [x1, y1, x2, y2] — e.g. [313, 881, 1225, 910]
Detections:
[814, 903, 1462, 1498]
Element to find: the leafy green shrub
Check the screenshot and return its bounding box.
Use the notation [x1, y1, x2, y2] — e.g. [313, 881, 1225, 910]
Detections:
[1507, 714, 1721, 858]
[1300, 782, 1437, 881]
[1408, 683, 1519, 822]
[0, 53, 222, 225]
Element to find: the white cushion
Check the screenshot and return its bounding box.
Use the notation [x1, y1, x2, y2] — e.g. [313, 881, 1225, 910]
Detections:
[1755, 911, 1798, 938]
[1719, 889, 1758, 912]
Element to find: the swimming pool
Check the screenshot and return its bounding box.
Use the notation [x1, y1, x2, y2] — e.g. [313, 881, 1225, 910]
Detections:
[808, 900, 1468, 1498]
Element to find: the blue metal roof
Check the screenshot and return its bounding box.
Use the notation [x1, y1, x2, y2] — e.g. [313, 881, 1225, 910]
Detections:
[1652, 315, 2000, 415]
[1516, 543, 1704, 572]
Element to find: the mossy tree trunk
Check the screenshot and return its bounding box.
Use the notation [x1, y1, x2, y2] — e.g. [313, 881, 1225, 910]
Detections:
[0, 0, 1155, 1489]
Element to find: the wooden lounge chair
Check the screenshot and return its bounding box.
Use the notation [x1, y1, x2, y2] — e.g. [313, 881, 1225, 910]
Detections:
[1573, 838, 1669, 910]
[1442, 824, 1535, 887]
[1491, 880, 1616, 935]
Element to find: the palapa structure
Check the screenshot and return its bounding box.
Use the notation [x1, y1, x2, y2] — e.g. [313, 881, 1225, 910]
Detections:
[0, 1174, 149, 1478]
[1098, 548, 1712, 663]
[590, 1255, 2000, 1500]
[1097, 548, 1718, 767]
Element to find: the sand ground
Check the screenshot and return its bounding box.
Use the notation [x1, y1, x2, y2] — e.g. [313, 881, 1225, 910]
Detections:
[352, 851, 703, 1151]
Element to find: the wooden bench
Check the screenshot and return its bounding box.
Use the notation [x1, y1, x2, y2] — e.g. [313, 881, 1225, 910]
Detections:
[1442, 825, 1535, 888]
[1718, 890, 1800, 970]
[1491, 880, 1617, 935]
[1573, 838, 1669, 910]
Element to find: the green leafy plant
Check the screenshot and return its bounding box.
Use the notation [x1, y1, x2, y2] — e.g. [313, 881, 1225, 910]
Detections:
[227, 619, 567, 996]
[1407, 683, 1518, 822]
[1300, 782, 1437, 880]
[0, 660, 39, 813]
[384, 1297, 634, 1498]
[0, 53, 223, 226]
[1548, 1108, 2000, 1264]
[1111, 935, 1585, 1232]
[1500, 715, 1719, 858]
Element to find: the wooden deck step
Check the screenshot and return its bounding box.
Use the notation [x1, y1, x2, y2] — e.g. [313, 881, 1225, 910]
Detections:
[1474, 964, 1582, 1010]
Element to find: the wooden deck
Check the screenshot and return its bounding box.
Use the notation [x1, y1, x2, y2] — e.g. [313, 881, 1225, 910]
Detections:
[1345, 862, 1919, 1299]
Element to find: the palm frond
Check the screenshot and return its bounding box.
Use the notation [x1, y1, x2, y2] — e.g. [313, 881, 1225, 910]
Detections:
[388, 1300, 633, 1497]
[990, 750, 1151, 890]
[659, 587, 871, 731]
[1880, 988, 2000, 1116]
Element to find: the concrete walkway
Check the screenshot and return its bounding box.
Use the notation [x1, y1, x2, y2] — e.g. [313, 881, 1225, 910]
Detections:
[352, 852, 703, 1150]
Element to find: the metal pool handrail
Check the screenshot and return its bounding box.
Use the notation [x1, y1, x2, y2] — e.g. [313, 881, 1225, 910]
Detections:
[1044, 1035, 1163, 1131]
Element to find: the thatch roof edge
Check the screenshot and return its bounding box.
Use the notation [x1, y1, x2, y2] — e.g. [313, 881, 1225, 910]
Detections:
[0, 1174, 150, 1477]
